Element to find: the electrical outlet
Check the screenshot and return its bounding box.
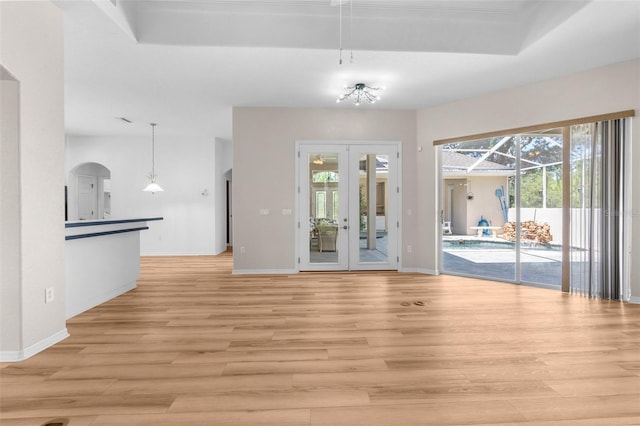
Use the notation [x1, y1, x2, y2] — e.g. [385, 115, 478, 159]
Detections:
[45, 287, 54, 304]
[240, 246, 246, 254]
[407, 245, 412, 253]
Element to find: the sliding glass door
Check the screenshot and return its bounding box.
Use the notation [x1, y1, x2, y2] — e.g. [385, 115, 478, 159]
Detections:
[440, 115, 631, 300]
[441, 130, 564, 288]
[518, 135, 564, 286]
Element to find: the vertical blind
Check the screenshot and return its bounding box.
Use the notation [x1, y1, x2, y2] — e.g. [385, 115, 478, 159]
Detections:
[570, 119, 630, 300]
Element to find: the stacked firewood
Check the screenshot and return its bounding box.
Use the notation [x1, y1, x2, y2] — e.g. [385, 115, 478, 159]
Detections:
[501, 221, 553, 243]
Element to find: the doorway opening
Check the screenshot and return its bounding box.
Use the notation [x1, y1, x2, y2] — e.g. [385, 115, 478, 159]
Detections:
[68, 162, 111, 221]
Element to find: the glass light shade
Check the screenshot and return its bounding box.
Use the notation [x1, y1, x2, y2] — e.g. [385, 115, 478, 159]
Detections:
[143, 182, 164, 193]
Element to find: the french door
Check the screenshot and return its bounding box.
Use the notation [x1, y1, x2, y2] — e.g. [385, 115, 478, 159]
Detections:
[297, 143, 399, 271]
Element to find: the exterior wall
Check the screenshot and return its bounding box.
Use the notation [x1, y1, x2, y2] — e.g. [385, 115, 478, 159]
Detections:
[0, 1, 67, 360]
[232, 108, 418, 273]
[444, 176, 510, 235]
[443, 179, 468, 235]
[465, 176, 509, 234]
[418, 59, 640, 300]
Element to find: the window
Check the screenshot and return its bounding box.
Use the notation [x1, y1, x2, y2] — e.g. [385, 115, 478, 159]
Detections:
[315, 192, 326, 218]
[312, 171, 339, 183]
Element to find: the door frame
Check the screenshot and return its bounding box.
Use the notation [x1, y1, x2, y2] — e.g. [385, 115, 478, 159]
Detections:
[295, 140, 402, 272]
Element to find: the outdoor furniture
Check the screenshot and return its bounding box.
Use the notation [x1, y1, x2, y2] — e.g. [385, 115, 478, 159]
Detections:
[318, 224, 338, 252]
[470, 226, 502, 238]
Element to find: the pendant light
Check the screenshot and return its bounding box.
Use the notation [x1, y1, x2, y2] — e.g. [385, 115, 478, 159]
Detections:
[143, 122, 164, 193]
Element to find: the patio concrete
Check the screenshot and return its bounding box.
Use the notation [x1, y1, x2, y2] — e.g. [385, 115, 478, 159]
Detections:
[442, 235, 563, 286]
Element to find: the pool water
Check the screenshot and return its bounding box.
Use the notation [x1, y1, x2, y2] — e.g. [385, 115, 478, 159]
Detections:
[443, 239, 560, 251]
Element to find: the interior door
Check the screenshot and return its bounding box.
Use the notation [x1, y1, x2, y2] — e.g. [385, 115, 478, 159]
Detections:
[298, 143, 399, 271]
[77, 175, 97, 220]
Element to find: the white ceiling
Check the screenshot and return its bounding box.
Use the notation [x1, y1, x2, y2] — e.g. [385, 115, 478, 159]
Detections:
[58, 0, 640, 140]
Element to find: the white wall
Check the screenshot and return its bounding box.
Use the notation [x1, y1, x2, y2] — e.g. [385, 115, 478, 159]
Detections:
[66, 134, 222, 255]
[1, 76, 22, 353]
[0, 1, 67, 360]
[417, 59, 640, 300]
[232, 108, 418, 273]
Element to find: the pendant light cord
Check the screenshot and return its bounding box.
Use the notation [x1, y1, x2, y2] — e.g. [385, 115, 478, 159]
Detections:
[150, 122, 156, 179]
[350, 0, 354, 63]
[338, 1, 354, 65]
[339, 0, 343, 64]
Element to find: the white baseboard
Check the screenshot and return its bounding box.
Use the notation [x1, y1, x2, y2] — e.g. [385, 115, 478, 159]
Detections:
[232, 269, 297, 275]
[401, 267, 439, 275]
[66, 281, 136, 319]
[232, 268, 440, 276]
[0, 328, 69, 362]
[628, 296, 640, 304]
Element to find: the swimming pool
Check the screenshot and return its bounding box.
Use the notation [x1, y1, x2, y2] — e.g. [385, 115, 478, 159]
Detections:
[443, 239, 561, 251]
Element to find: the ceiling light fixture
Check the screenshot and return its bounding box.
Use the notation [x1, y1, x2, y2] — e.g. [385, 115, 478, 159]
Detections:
[143, 122, 164, 194]
[336, 83, 381, 106]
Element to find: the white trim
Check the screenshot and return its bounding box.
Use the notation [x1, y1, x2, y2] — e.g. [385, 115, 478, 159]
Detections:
[628, 296, 640, 304]
[298, 140, 400, 147]
[294, 144, 301, 273]
[401, 267, 439, 275]
[140, 252, 222, 256]
[0, 328, 69, 362]
[232, 269, 298, 275]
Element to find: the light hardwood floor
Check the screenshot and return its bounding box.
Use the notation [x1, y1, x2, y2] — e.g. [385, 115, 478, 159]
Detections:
[1, 253, 640, 425]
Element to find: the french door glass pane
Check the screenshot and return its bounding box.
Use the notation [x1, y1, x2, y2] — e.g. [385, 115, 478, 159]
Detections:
[308, 153, 340, 264]
[358, 153, 389, 263]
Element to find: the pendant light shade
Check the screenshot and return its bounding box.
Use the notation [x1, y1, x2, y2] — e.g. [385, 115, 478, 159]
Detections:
[143, 182, 164, 193]
[143, 122, 164, 193]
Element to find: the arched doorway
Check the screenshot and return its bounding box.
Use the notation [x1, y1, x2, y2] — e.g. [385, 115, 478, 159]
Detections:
[67, 162, 111, 221]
